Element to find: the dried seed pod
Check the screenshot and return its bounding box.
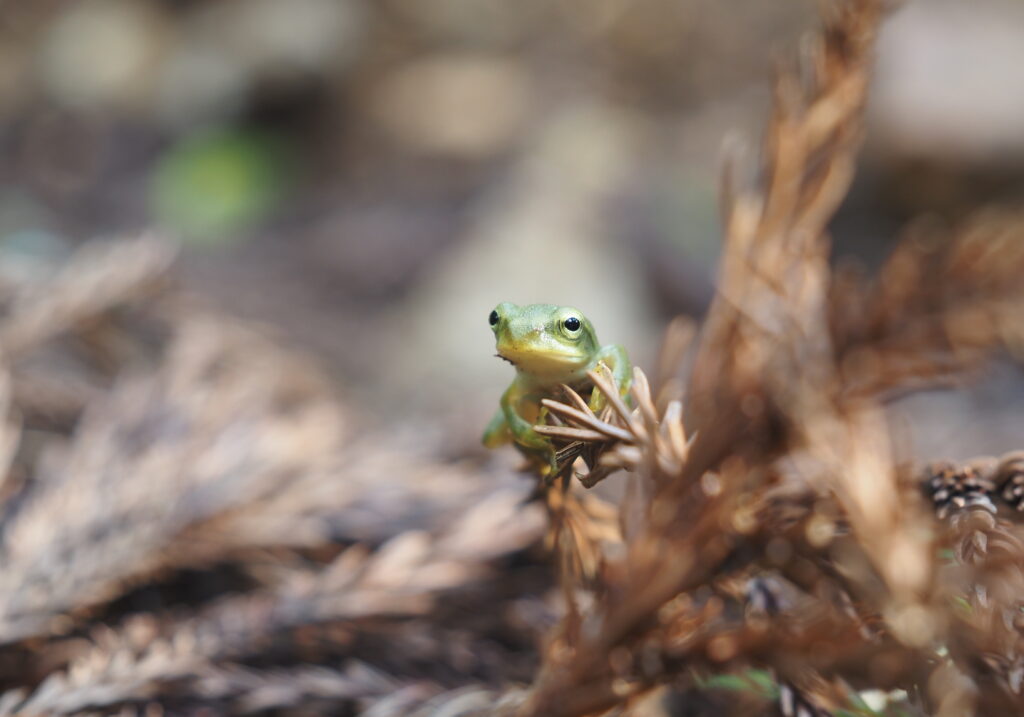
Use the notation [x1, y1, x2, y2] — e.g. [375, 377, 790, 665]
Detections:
[923, 462, 996, 519]
[996, 453, 1024, 513]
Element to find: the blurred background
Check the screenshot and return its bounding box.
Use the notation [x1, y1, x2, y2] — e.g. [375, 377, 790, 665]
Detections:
[1, 0, 1023, 460]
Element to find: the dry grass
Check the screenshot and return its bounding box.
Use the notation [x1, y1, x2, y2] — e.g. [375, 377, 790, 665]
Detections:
[1, 1, 1024, 715]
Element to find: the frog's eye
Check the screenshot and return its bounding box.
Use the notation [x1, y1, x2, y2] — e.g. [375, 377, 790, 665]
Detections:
[563, 316, 581, 332]
[489, 310, 499, 326]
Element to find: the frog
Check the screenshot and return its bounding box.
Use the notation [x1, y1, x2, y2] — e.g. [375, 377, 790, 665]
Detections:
[482, 302, 632, 475]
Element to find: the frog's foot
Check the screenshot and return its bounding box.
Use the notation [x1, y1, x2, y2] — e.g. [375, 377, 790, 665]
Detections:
[546, 453, 562, 481]
[512, 441, 561, 481]
[535, 448, 560, 480]
[512, 448, 561, 481]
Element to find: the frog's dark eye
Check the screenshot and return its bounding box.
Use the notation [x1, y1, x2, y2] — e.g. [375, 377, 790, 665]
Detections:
[489, 310, 499, 326]
[564, 316, 581, 332]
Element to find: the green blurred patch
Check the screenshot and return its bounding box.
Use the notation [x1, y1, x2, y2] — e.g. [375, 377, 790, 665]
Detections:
[151, 128, 292, 246]
[836, 692, 882, 717]
[697, 670, 907, 716]
[951, 594, 974, 615]
[697, 668, 778, 699]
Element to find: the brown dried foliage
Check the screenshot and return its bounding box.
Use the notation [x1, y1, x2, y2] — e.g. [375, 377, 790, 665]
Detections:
[0, 236, 548, 714]
[2, 1, 1024, 716]
[509, 1, 1024, 715]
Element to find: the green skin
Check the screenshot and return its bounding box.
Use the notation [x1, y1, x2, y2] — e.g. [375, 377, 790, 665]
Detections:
[482, 302, 632, 473]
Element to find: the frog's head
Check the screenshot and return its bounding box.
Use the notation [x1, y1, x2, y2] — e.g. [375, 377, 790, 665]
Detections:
[488, 302, 599, 378]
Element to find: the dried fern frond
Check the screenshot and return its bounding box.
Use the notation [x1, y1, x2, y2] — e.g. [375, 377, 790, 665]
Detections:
[519, 0, 1024, 713]
[514, 2, 943, 715]
[831, 212, 1024, 399]
[0, 492, 544, 715]
[0, 231, 551, 714]
[0, 316, 346, 643]
[190, 662, 398, 714]
[536, 364, 689, 488]
[0, 234, 176, 360]
[362, 685, 527, 717]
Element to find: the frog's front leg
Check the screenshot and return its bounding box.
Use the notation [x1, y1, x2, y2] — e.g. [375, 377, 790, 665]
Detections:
[501, 383, 551, 453]
[501, 382, 558, 473]
[481, 407, 510, 448]
[588, 343, 632, 412]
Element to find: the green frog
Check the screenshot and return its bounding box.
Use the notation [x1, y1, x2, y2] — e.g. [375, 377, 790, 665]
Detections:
[482, 302, 631, 474]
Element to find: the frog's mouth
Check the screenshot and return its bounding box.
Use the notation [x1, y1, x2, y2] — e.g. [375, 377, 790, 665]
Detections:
[496, 346, 587, 373]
